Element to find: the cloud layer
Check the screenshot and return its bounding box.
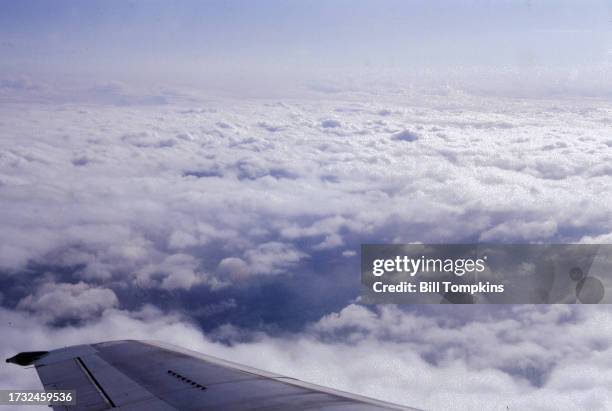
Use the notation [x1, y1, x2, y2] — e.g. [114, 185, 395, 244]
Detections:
[2, 304, 611, 411]
[1, 91, 611, 410]
[1, 94, 610, 288]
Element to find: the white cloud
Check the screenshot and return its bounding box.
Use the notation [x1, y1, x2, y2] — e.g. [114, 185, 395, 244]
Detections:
[245, 242, 307, 275]
[136, 253, 205, 290]
[218, 257, 250, 282]
[1, 94, 610, 286]
[1, 92, 611, 410]
[1, 304, 611, 411]
[217, 242, 307, 282]
[17, 282, 118, 323]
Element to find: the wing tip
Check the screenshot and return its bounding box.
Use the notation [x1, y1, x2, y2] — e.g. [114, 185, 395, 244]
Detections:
[6, 351, 49, 366]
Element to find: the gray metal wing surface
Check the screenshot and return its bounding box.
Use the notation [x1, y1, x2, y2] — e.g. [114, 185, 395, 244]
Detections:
[7, 340, 422, 411]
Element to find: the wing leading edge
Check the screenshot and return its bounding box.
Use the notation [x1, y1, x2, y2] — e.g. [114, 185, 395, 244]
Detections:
[7, 340, 422, 411]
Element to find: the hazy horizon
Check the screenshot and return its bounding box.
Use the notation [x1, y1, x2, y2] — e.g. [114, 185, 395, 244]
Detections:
[2, 0, 612, 99]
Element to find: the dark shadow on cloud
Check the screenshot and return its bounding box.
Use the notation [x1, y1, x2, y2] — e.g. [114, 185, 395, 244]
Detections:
[183, 168, 223, 178]
[392, 130, 419, 142]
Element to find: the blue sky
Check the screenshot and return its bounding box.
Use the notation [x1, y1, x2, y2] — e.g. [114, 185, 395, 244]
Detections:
[1, 0, 611, 92]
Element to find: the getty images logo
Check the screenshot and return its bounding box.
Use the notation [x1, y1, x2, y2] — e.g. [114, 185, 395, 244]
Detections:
[371, 255, 488, 277]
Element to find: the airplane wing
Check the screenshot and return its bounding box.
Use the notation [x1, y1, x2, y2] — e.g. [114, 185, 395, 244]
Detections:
[6, 340, 422, 411]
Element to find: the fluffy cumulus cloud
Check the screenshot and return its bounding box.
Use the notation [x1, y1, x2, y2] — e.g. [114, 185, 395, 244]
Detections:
[1, 90, 611, 409]
[217, 242, 306, 282]
[1, 93, 610, 286]
[1, 304, 611, 411]
[17, 282, 118, 323]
